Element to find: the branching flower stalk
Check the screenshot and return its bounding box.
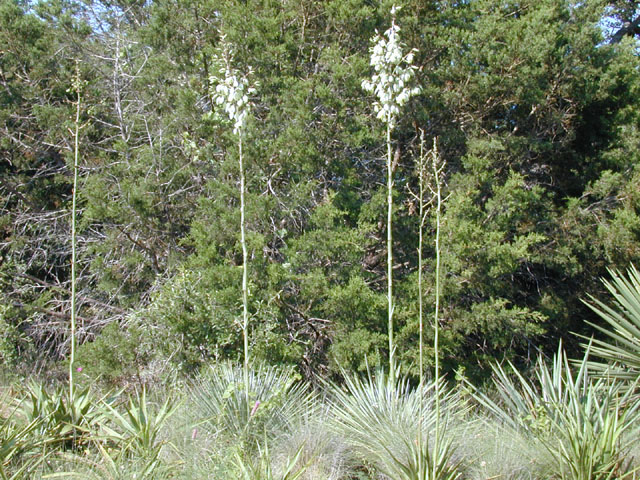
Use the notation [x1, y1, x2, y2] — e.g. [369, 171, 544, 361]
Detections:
[430, 137, 445, 479]
[362, 4, 420, 380]
[410, 134, 447, 478]
[412, 130, 429, 475]
[209, 38, 257, 417]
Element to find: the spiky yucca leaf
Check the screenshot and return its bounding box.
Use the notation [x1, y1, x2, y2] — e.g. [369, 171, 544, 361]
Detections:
[16, 382, 110, 450]
[235, 443, 308, 480]
[0, 392, 45, 480]
[328, 369, 463, 480]
[102, 387, 178, 461]
[43, 440, 175, 480]
[379, 434, 462, 480]
[582, 265, 640, 380]
[191, 363, 315, 448]
[470, 347, 640, 480]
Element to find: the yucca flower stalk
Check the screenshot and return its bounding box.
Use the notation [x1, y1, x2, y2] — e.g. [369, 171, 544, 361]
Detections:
[209, 37, 257, 418]
[410, 131, 428, 474]
[68, 61, 83, 402]
[417, 133, 427, 477]
[362, 4, 420, 379]
[410, 133, 447, 479]
[429, 137, 446, 480]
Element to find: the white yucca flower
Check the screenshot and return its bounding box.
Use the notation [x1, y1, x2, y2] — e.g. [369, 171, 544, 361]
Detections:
[362, 5, 420, 130]
[209, 38, 257, 135]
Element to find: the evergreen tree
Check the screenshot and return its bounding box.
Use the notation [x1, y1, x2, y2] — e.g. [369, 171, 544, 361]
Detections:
[2, 0, 640, 383]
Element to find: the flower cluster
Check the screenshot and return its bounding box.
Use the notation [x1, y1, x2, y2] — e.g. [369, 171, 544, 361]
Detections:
[361, 5, 420, 130]
[210, 42, 257, 135]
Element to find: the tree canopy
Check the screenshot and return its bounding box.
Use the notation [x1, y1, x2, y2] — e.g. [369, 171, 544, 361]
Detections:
[2, 0, 640, 383]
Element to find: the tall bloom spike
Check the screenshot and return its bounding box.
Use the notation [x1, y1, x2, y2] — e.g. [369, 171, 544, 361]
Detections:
[362, 5, 420, 380]
[361, 5, 420, 130]
[209, 38, 257, 135]
[208, 35, 257, 420]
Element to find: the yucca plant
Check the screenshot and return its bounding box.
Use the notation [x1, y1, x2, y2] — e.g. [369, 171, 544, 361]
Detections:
[17, 382, 109, 451]
[362, 4, 420, 379]
[235, 443, 308, 480]
[190, 363, 315, 450]
[328, 369, 463, 480]
[102, 388, 177, 463]
[1, 393, 45, 480]
[269, 407, 358, 480]
[208, 36, 258, 418]
[470, 346, 640, 480]
[379, 435, 461, 480]
[43, 440, 174, 480]
[581, 265, 640, 381]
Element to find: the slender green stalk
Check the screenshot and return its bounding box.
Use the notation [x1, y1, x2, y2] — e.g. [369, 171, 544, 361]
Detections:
[417, 130, 427, 476]
[69, 64, 81, 402]
[208, 39, 256, 419]
[431, 137, 443, 478]
[239, 133, 250, 418]
[361, 6, 419, 381]
[386, 119, 395, 380]
[411, 133, 445, 479]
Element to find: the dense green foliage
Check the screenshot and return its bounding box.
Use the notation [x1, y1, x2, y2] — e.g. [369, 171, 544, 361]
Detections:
[2, 0, 640, 383]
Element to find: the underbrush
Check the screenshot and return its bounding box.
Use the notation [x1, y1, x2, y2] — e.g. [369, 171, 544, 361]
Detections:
[1, 355, 639, 480]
